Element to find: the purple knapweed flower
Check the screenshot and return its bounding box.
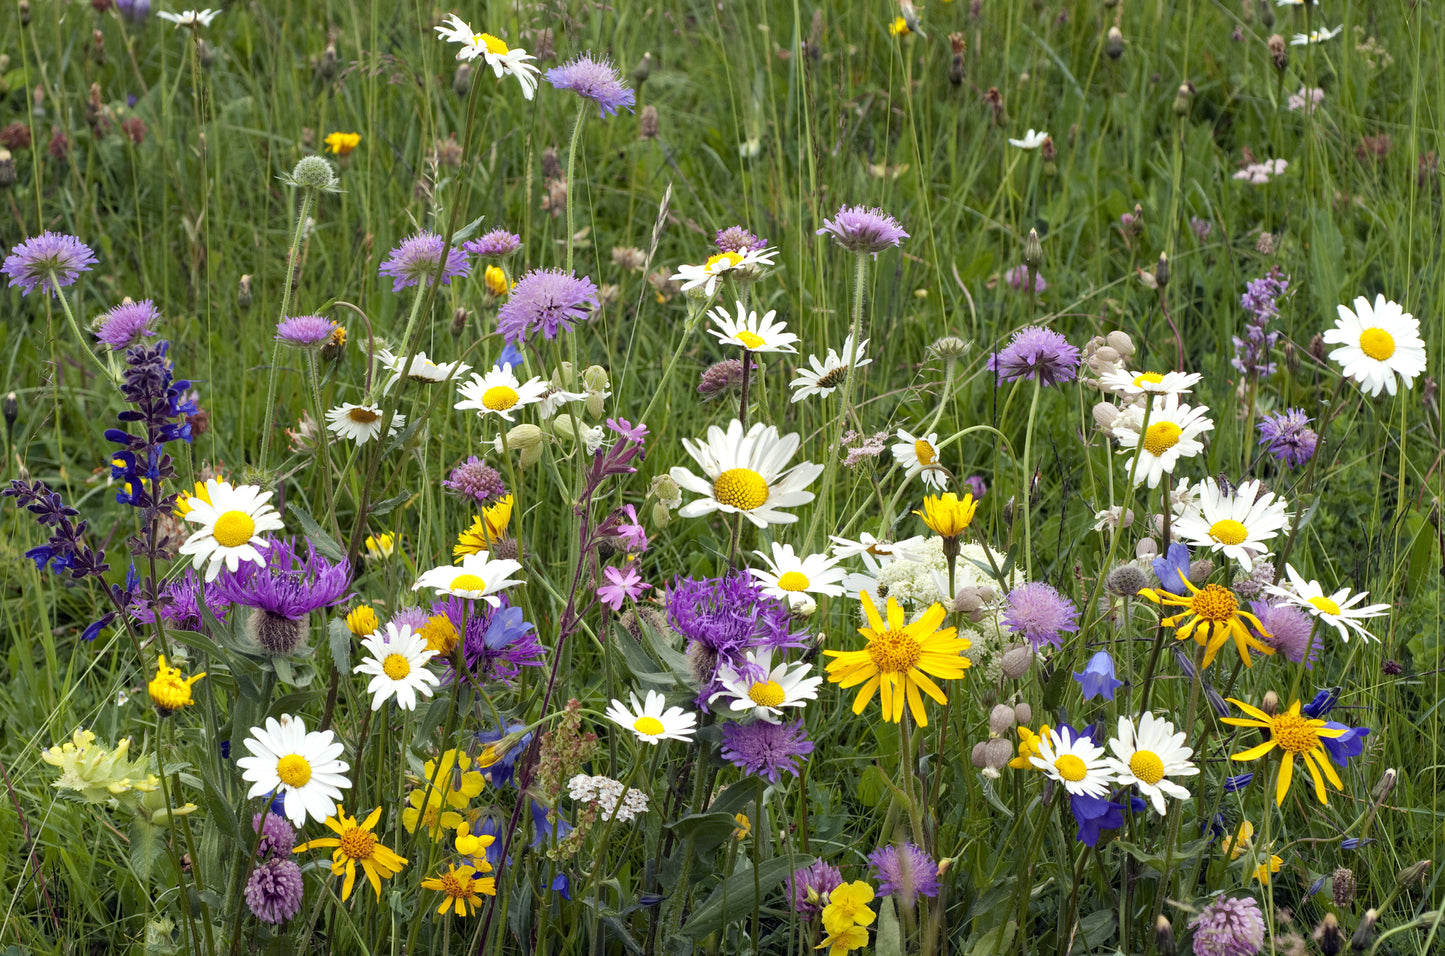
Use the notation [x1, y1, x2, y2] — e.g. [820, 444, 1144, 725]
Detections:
[816, 204, 909, 256]
[1189, 895, 1265, 956]
[212, 538, 351, 621]
[1232, 268, 1288, 379]
[1256, 409, 1317, 468]
[495, 268, 600, 345]
[244, 858, 305, 924]
[719, 719, 814, 783]
[1072, 650, 1124, 701]
[716, 226, 767, 254]
[1001, 581, 1080, 650]
[1004, 264, 1047, 293]
[379, 231, 470, 292]
[3, 232, 98, 297]
[443, 456, 507, 504]
[462, 228, 523, 259]
[274, 315, 337, 349]
[868, 842, 940, 909]
[130, 567, 231, 633]
[668, 572, 801, 707]
[988, 326, 1080, 387]
[95, 299, 160, 351]
[786, 860, 843, 915]
[545, 53, 636, 117]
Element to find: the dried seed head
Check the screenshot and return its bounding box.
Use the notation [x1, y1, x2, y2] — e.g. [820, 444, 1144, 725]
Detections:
[929, 335, 970, 361]
[1106, 564, 1148, 597]
[247, 609, 308, 656]
[639, 104, 659, 140]
[1268, 34, 1289, 71]
[1106, 27, 1125, 59]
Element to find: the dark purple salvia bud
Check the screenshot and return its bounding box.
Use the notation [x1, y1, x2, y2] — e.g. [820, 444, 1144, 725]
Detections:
[105, 342, 197, 520]
[2, 479, 109, 581]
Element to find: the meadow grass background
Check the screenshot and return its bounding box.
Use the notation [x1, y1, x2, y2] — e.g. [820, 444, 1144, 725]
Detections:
[1, 0, 1444, 953]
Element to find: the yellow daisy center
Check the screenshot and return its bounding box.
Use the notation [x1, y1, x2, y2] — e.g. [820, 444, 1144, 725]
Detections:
[437, 869, 473, 899]
[477, 33, 509, 55]
[633, 716, 665, 736]
[1270, 711, 1320, 755]
[347, 407, 380, 424]
[213, 510, 256, 549]
[776, 570, 810, 592]
[1208, 519, 1249, 546]
[1188, 584, 1239, 623]
[915, 440, 937, 465]
[382, 654, 411, 680]
[482, 385, 520, 411]
[747, 680, 786, 708]
[712, 468, 770, 511]
[451, 573, 487, 593]
[866, 628, 922, 674]
[705, 251, 744, 273]
[1054, 754, 1087, 782]
[276, 754, 312, 788]
[1359, 327, 1396, 361]
[1133, 371, 1165, 388]
[1142, 421, 1183, 456]
[735, 330, 765, 349]
[1308, 595, 1342, 615]
[338, 825, 377, 861]
[1129, 750, 1166, 785]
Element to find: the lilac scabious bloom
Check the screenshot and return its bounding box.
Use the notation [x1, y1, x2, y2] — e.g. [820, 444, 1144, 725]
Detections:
[252, 810, 297, 860]
[716, 226, 767, 254]
[462, 228, 523, 259]
[389, 605, 432, 633]
[379, 231, 471, 292]
[868, 842, 940, 909]
[1257, 409, 1317, 468]
[816, 204, 909, 256]
[1248, 600, 1319, 666]
[1004, 264, 1047, 293]
[244, 858, 305, 924]
[115, 0, 151, 23]
[1232, 268, 1288, 380]
[1001, 581, 1080, 650]
[130, 568, 231, 633]
[1189, 895, 1265, 956]
[720, 719, 814, 783]
[95, 299, 160, 351]
[3, 232, 98, 297]
[987, 326, 1080, 387]
[667, 572, 802, 707]
[1072, 650, 1124, 701]
[545, 54, 636, 118]
[496, 268, 600, 344]
[274, 315, 337, 349]
[787, 860, 843, 915]
[443, 456, 507, 504]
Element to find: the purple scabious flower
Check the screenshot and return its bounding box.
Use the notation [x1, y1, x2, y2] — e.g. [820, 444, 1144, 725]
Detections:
[1248, 600, 1319, 667]
[1232, 268, 1288, 380]
[95, 299, 160, 351]
[212, 538, 351, 620]
[463, 229, 523, 258]
[1189, 895, 1265, 956]
[429, 595, 545, 684]
[786, 860, 843, 915]
[252, 810, 297, 860]
[274, 315, 337, 349]
[1257, 409, 1317, 468]
[1001, 582, 1080, 650]
[3, 232, 98, 297]
[716, 226, 767, 254]
[720, 719, 813, 783]
[545, 53, 636, 118]
[390, 605, 432, 633]
[130, 567, 232, 633]
[378, 231, 471, 292]
[244, 858, 305, 924]
[496, 268, 600, 344]
[668, 572, 802, 707]
[1004, 264, 1047, 293]
[816, 204, 909, 256]
[868, 842, 940, 909]
[987, 326, 1080, 387]
[443, 456, 507, 504]
[115, 0, 151, 23]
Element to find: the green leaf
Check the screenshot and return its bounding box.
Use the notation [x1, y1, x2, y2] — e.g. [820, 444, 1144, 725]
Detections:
[667, 812, 741, 854]
[328, 618, 352, 675]
[1079, 908, 1116, 948]
[875, 895, 903, 956]
[290, 503, 346, 563]
[680, 857, 797, 940]
[858, 765, 890, 809]
[369, 492, 412, 517]
[965, 919, 1017, 956]
[1308, 210, 1345, 322]
[708, 778, 764, 818]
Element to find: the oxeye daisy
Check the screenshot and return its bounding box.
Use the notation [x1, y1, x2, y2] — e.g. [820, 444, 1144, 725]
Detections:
[789, 335, 871, 402]
[156, 8, 218, 27]
[1098, 368, 1202, 397]
[1106, 713, 1197, 814]
[1138, 577, 1274, 668]
[377, 349, 472, 390]
[1030, 726, 1115, 798]
[1223, 696, 1349, 804]
[605, 690, 698, 745]
[326, 403, 404, 445]
[353, 624, 440, 711]
[292, 806, 407, 901]
[1290, 24, 1343, 45]
[710, 648, 823, 722]
[236, 714, 352, 827]
[670, 419, 824, 528]
[1266, 563, 1390, 643]
[1112, 394, 1214, 488]
[1007, 129, 1050, 150]
[708, 300, 798, 353]
[413, 551, 523, 606]
[890, 429, 948, 490]
[1322, 294, 1426, 397]
[434, 15, 541, 98]
[670, 247, 777, 297]
[1173, 478, 1290, 572]
[749, 542, 847, 606]
[422, 864, 496, 916]
[828, 533, 926, 562]
[177, 479, 285, 582]
[454, 365, 549, 422]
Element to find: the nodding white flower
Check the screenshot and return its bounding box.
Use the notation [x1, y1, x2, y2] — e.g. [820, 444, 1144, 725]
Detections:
[710, 649, 823, 722]
[670, 419, 823, 527]
[413, 551, 524, 606]
[790, 335, 871, 402]
[1290, 25, 1343, 45]
[455, 365, 549, 422]
[353, 624, 440, 712]
[434, 15, 541, 99]
[1031, 726, 1115, 798]
[890, 428, 949, 490]
[1266, 564, 1391, 643]
[828, 533, 927, 562]
[1007, 129, 1050, 150]
[157, 9, 220, 27]
[604, 690, 697, 745]
[1106, 713, 1198, 815]
[1098, 368, 1202, 397]
[236, 715, 351, 827]
[1322, 295, 1426, 398]
[377, 349, 472, 390]
[1112, 394, 1214, 488]
[708, 300, 798, 353]
[177, 479, 286, 582]
[326, 404, 404, 445]
[1173, 478, 1290, 573]
[749, 542, 847, 606]
[670, 247, 777, 297]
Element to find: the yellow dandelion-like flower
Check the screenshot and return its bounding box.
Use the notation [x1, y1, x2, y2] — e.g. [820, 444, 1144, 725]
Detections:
[1008, 723, 1053, 770]
[324, 132, 361, 156]
[173, 478, 216, 518]
[345, 605, 379, 637]
[1223, 697, 1348, 805]
[1137, 576, 1275, 668]
[419, 613, 460, 656]
[914, 492, 978, 538]
[484, 265, 510, 297]
[293, 806, 408, 901]
[365, 532, 395, 561]
[148, 654, 205, 715]
[453, 495, 514, 559]
[887, 16, 912, 36]
[1221, 821, 1283, 883]
[422, 864, 496, 917]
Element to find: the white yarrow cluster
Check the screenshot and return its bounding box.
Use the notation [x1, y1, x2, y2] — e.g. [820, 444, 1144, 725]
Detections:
[567, 774, 650, 822]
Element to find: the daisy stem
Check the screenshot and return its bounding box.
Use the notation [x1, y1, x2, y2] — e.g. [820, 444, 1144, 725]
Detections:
[737, 346, 752, 428]
[636, 297, 705, 429]
[1157, 642, 1204, 919]
[258, 186, 315, 474]
[1019, 375, 1042, 580]
[47, 280, 115, 387]
[1272, 376, 1349, 584]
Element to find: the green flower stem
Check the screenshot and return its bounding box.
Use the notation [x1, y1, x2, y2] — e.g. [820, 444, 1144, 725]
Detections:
[48, 281, 115, 386]
[258, 187, 316, 474]
[564, 103, 587, 276]
[1019, 375, 1043, 580]
[637, 297, 707, 428]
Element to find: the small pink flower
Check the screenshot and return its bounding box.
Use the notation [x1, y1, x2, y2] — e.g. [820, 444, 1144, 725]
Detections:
[597, 565, 650, 611]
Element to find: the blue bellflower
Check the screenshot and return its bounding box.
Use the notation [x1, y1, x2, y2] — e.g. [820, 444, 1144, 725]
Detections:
[1072, 651, 1124, 701]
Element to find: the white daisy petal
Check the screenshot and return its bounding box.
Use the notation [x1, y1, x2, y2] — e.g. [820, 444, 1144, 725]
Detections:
[669, 419, 823, 528]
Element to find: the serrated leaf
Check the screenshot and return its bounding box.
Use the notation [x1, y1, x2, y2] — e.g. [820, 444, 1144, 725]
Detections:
[369, 492, 412, 517]
[328, 618, 352, 675]
[290, 504, 345, 563]
[680, 857, 796, 940]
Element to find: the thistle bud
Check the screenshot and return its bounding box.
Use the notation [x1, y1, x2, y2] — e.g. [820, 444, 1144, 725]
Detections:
[1105, 27, 1124, 59]
[0, 149, 14, 190]
[1023, 228, 1043, 269]
[1155, 916, 1177, 956]
[1154, 252, 1170, 288]
[1314, 912, 1344, 956]
[452, 62, 473, 97]
[1262, 690, 1279, 716]
[631, 52, 652, 86]
[989, 704, 1015, 736]
[1013, 702, 1031, 724]
[237, 274, 253, 309]
[1173, 83, 1192, 117]
[1268, 34, 1288, 71]
[1350, 910, 1377, 952]
[247, 609, 308, 656]
[1371, 767, 1398, 805]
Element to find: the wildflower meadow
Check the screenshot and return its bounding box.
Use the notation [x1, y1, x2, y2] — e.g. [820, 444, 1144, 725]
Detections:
[3, 1, 1444, 954]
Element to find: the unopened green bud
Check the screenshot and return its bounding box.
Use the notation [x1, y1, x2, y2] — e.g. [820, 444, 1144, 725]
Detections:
[1350, 910, 1377, 951]
[582, 365, 610, 392]
[1023, 228, 1043, 269]
[289, 155, 339, 192]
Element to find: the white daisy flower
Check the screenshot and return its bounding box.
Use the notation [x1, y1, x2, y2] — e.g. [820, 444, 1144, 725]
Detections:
[1112, 394, 1214, 488]
[377, 349, 472, 391]
[177, 479, 285, 582]
[1173, 478, 1290, 572]
[1008, 129, 1050, 150]
[1266, 563, 1391, 643]
[789, 335, 871, 403]
[1290, 25, 1343, 45]
[455, 365, 549, 422]
[749, 542, 847, 606]
[235, 714, 351, 827]
[1322, 295, 1426, 398]
[890, 428, 949, 490]
[709, 649, 823, 723]
[1106, 713, 1198, 815]
[157, 8, 219, 27]
[434, 16, 541, 99]
[828, 533, 927, 562]
[708, 300, 798, 353]
[604, 690, 697, 745]
[413, 551, 524, 606]
[670, 419, 823, 527]
[353, 624, 440, 711]
[1098, 368, 1203, 397]
[1030, 726, 1115, 798]
[325, 404, 404, 445]
[670, 247, 777, 297]
[537, 387, 588, 420]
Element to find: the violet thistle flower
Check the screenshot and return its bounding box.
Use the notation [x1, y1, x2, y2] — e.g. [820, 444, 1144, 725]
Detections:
[95, 299, 160, 351]
[1232, 268, 1288, 380]
[130, 567, 232, 634]
[1000, 581, 1080, 650]
[212, 538, 351, 655]
[716, 226, 767, 254]
[104, 341, 196, 516]
[274, 315, 338, 349]
[868, 842, 941, 909]
[816, 204, 909, 256]
[1188, 895, 1265, 956]
[1256, 409, 1317, 468]
[462, 228, 523, 259]
[427, 595, 545, 684]
[244, 858, 305, 924]
[443, 456, 508, 504]
[545, 53, 637, 117]
[378, 231, 471, 292]
[2, 231, 97, 297]
[719, 719, 814, 783]
[668, 573, 801, 707]
[987, 326, 1080, 386]
[786, 860, 843, 915]
[1004, 264, 1047, 293]
[495, 268, 600, 344]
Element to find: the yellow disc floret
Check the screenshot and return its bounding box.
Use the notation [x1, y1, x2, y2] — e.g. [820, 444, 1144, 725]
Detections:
[1359, 327, 1396, 361]
[212, 510, 255, 548]
[712, 468, 770, 510]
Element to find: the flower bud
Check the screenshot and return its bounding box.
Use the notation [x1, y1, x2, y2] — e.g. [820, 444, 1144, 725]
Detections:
[1396, 859, 1431, 889]
[1013, 702, 1031, 725]
[1315, 912, 1344, 956]
[319, 44, 338, 80]
[631, 52, 652, 86]
[970, 741, 988, 769]
[452, 62, 473, 97]
[989, 704, 1015, 736]
[586, 390, 606, 419]
[289, 155, 338, 192]
[1105, 330, 1135, 357]
[1260, 1, 1275, 28]
[1105, 27, 1124, 59]
[1262, 690, 1279, 716]
[506, 424, 544, 452]
[197, 39, 216, 70]
[1154, 252, 1170, 288]
[1000, 644, 1033, 680]
[1350, 910, 1377, 952]
[1268, 34, 1288, 71]
[1371, 767, 1397, 805]
[948, 32, 966, 84]
[0, 149, 13, 190]
[1173, 84, 1192, 117]
[639, 104, 659, 140]
[1135, 538, 1158, 560]
[237, 273, 253, 309]
[3, 392, 16, 431]
[451, 307, 471, 338]
[1155, 916, 1177, 956]
[1188, 558, 1214, 581]
[983, 737, 1014, 770]
[19, 0, 30, 27]
[1093, 402, 1121, 433]
[1023, 228, 1043, 269]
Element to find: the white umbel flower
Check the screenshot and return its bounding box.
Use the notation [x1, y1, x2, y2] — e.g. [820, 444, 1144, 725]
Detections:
[604, 690, 697, 745]
[455, 365, 549, 422]
[708, 300, 798, 353]
[326, 404, 404, 445]
[710, 649, 823, 722]
[670, 247, 777, 297]
[890, 428, 949, 490]
[670, 419, 823, 527]
[1173, 478, 1290, 572]
[1098, 368, 1202, 397]
[177, 479, 286, 582]
[353, 624, 440, 711]
[749, 542, 847, 606]
[1322, 295, 1426, 398]
[157, 8, 219, 27]
[1031, 726, 1115, 798]
[1113, 394, 1214, 488]
[434, 16, 541, 99]
[1266, 563, 1391, 643]
[377, 349, 472, 390]
[1106, 713, 1198, 815]
[413, 551, 524, 606]
[789, 335, 871, 402]
[236, 714, 351, 827]
[1008, 129, 1049, 150]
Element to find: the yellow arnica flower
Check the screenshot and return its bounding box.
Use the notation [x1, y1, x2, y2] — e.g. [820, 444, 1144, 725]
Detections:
[914, 492, 978, 538]
[365, 532, 395, 561]
[345, 605, 379, 637]
[1008, 723, 1052, 770]
[422, 864, 496, 916]
[484, 265, 509, 297]
[824, 592, 971, 726]
[173, 478, 216, 518]
[1221, 821, 1283, 883]
[821, 880, 876, 936]
[453, 495, 514, 560]
[402, 788, 464, 838]
[148, 655, 205, 715]
[454, 823, 496, 870]
[293, 806, 408, 901]
[1223, 697, 1348, 805]
[817, 925, 870, 955]
[1137, 577, 1275, 668]
[324, 131, 361, 156]
[732, 812, 751, 840]
[888, 16, 911, 36]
